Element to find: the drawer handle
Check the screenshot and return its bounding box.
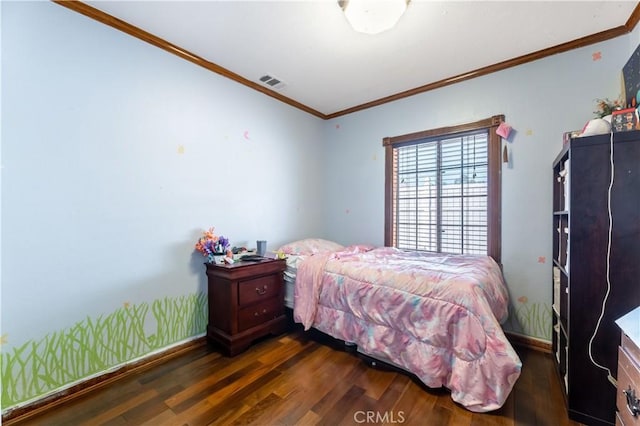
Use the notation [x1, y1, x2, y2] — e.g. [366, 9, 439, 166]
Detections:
[256, 285, 268, 295]
[624, 386, 640, 417]
[253, 309, 268, 317]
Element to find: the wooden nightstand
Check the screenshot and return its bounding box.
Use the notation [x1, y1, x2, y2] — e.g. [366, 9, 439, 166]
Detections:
[205, 258, 287, 356]
[616, 307, 640, 426]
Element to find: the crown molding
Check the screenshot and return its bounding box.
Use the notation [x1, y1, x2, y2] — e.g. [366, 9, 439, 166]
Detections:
[52, 0, 327, 119]
[326, 24, 634, 119]
[54, 1, 640, 120]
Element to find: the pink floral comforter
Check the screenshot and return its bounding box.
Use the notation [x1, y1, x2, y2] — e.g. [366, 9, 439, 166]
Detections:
[293, 246, 521, 412]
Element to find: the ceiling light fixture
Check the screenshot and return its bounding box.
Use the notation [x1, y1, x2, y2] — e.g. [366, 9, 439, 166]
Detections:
[339, 0, 409, 35]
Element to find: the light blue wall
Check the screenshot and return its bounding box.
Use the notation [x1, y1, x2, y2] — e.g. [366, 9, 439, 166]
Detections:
[2, 1, 324, 351]
[321, 37, 632, 339]
[2, 0, 639, 411]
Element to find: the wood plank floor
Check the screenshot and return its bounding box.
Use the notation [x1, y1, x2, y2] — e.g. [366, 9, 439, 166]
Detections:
[9, 328, 583, 426]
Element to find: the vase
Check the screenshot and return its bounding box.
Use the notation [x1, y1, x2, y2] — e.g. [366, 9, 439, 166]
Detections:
[207, 253, 226, 264]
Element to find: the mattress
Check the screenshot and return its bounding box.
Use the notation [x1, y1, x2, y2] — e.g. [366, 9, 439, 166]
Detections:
[292, 245, 521, 412]
[283, 254, 304, 309]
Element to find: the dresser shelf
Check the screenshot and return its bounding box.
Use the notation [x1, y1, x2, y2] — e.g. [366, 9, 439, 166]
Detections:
[551, 131, 640, 425]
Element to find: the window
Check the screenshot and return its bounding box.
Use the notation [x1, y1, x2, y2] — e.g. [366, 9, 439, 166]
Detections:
[384, 115, 502, 263]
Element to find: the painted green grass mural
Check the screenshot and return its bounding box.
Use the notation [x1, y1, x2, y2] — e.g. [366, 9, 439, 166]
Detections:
[1, 292, 207, 408]
[509, 296, 552, 341]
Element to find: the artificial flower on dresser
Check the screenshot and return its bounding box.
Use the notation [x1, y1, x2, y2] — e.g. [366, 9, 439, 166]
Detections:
[195, 228, 287, 355]
[195, 227, 231, 264]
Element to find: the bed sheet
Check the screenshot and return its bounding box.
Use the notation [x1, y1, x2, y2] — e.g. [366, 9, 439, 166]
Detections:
[284, 254, 306, 309]
[293, 246, 521, 412]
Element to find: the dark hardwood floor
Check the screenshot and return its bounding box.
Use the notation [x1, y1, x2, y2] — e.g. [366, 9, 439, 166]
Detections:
[8, 328, 582, 426]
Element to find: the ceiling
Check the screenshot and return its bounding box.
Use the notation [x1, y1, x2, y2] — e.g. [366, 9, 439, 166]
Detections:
[68, 1, 640, 119]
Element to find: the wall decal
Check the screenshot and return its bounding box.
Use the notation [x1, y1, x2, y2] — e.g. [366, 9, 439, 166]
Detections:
[538, 256, 546, 264]
[593, 51, 602, 61]
[1, 292, 207, 409]
[177, 145, 185, 154]
[496, 122, 512, 140]
[243, 131, 250, 140]
[506, 296, 552, 340]
[525, 129, 533, 136]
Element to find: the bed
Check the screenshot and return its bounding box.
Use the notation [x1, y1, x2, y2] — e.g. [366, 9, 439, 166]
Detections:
[278, 239, 522, 413]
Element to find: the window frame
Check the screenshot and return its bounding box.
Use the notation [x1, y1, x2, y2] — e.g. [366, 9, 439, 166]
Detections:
[383, 115, 503, 264]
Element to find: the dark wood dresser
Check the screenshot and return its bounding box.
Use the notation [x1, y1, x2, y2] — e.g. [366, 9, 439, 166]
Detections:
[616, 307, 640, 426]
[552, 131, 640, 425]
[205, 258, 287, 356]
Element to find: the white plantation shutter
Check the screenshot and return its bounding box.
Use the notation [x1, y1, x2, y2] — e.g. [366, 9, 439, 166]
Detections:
[394, 132, 488, 254]
[384, 116, 502, 263]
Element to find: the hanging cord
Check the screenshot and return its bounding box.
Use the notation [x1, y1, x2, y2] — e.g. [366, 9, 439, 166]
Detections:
[587, 130, 616, 387]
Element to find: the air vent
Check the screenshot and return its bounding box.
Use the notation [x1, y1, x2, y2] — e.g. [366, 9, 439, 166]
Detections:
[258, 74, 286, 90]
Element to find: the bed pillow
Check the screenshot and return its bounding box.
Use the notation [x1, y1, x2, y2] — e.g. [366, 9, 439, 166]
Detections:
[277, 238, 344, 255]
[343, 244, 376, 253]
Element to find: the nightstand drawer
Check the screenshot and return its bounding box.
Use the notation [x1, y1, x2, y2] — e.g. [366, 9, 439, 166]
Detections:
[619, 412, 626, 426]
[623, 333, 640, 367]
[238, 275, 281, 306]
[618, 347, 640, 425]
[238, 297, 283, 332]
[205, 258, 286, 356]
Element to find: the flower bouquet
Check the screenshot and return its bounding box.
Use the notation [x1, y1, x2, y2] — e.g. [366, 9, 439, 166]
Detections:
[594, 98, 622, 118]
[195, 227, 231, 264]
